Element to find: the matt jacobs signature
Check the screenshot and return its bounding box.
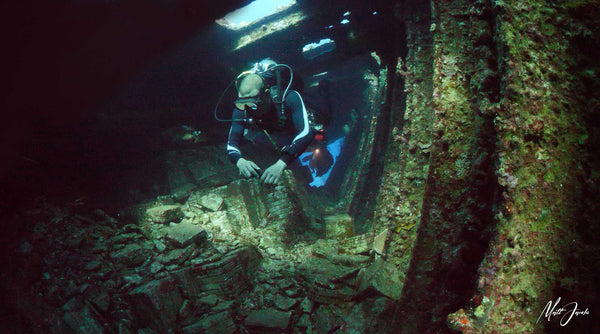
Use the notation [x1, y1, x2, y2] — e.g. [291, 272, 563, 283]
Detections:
[536, 297, 590, 326]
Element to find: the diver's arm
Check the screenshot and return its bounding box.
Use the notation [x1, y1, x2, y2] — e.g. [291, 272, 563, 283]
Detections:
[228, 108, 261, 178]
[280, 90, 315, 165]
[227, 108, 246, 164]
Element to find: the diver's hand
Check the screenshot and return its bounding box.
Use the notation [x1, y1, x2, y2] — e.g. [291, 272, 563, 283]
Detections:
[260, 160, 287, 185]
[236, 158, 260, 178]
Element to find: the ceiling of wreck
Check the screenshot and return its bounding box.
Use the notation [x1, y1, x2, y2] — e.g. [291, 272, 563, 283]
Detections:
[3, 0, 248, 128]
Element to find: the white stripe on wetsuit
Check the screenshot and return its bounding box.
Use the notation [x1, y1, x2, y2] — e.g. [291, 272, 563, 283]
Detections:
[227, 145, 240, 154]
[291, 91, 310, 144]
[227, 126, 241, 154]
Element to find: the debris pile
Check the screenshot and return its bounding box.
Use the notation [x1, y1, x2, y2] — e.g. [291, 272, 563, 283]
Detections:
[4, 172, 400, 333]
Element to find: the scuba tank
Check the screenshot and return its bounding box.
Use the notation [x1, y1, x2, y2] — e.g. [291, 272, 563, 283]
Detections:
[250, 59, 293, 127]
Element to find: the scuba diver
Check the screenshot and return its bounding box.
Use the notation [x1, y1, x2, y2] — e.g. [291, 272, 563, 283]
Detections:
[215, 59, 331, 185]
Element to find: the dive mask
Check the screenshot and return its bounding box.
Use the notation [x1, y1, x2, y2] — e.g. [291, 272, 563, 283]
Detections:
[234, 95, 262, 114]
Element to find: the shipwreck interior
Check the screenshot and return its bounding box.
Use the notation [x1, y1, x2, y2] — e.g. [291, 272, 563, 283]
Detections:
[2, 0, 599, 333]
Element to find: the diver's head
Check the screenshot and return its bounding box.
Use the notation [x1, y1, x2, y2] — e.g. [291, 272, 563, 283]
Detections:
[234, 73, 267, 115]
[237, 73, 264, 97]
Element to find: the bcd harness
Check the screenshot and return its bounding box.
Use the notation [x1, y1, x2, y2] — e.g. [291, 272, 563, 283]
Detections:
[247, 106, 326, 157]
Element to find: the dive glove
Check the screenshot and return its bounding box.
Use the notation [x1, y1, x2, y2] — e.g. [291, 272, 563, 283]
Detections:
[260, 160, 287, 185]
[236, 158, 261, 178]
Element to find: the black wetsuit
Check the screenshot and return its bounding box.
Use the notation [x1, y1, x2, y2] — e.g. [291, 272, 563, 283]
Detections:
[227, 90, 315, 165]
